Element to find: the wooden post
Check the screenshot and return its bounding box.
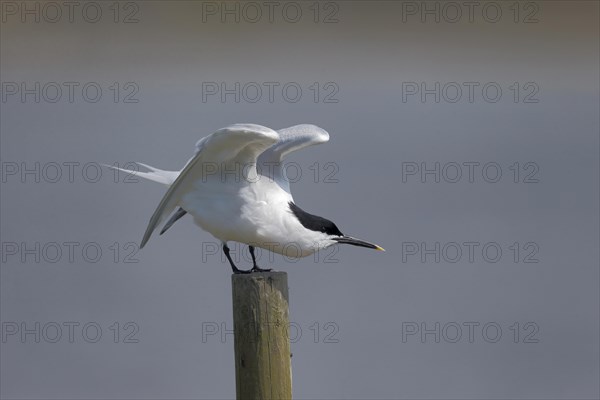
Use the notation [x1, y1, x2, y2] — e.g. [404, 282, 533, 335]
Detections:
[231, 271, 292, 400]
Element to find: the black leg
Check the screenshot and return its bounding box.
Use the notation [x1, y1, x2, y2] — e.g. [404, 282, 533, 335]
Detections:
[223, 244, 250, 274]
[249, 246, 271, 273]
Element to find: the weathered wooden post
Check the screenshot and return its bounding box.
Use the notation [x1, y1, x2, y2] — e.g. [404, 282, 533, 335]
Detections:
[231, 271, 292, 400]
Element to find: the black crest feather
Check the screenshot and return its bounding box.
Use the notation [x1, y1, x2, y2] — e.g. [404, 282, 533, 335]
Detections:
[288, 202, 343, 236]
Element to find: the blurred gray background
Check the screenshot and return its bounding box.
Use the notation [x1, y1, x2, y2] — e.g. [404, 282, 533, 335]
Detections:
[1, 1, 598, 399]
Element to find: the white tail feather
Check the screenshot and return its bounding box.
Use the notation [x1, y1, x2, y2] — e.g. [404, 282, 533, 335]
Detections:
[102, 163, 179, 186]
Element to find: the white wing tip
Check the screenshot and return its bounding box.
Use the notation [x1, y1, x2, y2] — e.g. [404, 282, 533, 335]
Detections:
[279, 124, 330, 144]
[301, 124, 329, 142]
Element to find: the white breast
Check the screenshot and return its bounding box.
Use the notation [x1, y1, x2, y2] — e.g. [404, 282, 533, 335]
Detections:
[180, 175, 328, 258]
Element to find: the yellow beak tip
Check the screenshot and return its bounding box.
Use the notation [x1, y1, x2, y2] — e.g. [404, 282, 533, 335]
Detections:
[375, 246, 385, 252]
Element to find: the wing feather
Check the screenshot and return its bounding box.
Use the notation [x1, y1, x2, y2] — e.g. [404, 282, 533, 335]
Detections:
[140, 124, 279, 248]
[257, 124, 329, 193]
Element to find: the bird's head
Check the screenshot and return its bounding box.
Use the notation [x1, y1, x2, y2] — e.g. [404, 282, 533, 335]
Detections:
[288, 202, 385, 252]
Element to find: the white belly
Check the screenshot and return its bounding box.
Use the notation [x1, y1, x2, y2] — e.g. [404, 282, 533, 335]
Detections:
[179, 178, 326, 257]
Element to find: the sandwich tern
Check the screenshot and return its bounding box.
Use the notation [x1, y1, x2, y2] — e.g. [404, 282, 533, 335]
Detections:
[110, 124, 384, 273]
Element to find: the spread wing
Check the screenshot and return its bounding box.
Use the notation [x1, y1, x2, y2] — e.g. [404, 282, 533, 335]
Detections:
[257, 124, 329, 194]
[140, 124, 279, 248]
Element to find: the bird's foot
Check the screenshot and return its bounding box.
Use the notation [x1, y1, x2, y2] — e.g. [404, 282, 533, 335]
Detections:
[250, 266, 272, 273]
[232, 267, 252, 274]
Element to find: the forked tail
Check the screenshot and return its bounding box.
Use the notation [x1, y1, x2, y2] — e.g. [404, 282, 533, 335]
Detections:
[103, 162, 179, 186]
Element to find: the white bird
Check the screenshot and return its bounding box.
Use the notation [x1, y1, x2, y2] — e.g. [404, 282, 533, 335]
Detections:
[109, 124, 384, 273]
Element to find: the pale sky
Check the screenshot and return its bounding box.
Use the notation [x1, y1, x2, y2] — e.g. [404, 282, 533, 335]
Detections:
[1, 1, 599, 399]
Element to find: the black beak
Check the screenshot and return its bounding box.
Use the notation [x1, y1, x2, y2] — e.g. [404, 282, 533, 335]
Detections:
[333, 236, 385, 251]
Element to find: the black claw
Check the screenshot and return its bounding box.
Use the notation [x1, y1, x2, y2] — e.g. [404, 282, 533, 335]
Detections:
[233, 267, 252, 274]
[250, 266, 272, 273]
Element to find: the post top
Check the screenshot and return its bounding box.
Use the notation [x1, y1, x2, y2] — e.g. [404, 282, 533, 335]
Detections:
[231, 271, 287, 280]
